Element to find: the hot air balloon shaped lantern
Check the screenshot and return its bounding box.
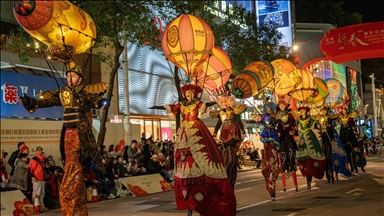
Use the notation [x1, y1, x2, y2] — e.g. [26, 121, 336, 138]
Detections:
[162, 14, 214, 77]
[195, 47, 232, 92]
[13, 0, 97, 60]
[232, 61, 274, 99]
[268, 59, 300, 96]
[307, 78, 329, 106]
[288, 68, 316, 102]
[324, 78, 345, 108]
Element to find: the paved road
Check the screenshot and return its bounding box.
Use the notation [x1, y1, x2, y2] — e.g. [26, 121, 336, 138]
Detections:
[42, 155, 384, 216]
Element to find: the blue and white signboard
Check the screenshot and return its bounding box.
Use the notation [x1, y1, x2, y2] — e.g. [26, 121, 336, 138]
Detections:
[0, 71, 64, 119]
[256, 0, 293, 47]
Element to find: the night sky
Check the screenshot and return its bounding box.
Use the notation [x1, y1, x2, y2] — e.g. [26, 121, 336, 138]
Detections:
[342, 1, 383, 23]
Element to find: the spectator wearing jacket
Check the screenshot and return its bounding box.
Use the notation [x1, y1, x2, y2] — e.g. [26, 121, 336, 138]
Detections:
[11, 153, 30, 199]
[116, 156, 129, 177]
[90, 161, 116, 199]
[0, 150, 10, 191]
[29, 146, 48, 212]
[128, 140, 142, 161]
[8, 142, 26, 176]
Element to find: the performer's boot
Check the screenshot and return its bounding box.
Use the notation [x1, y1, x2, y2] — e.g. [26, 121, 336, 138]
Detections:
[271, 192, 275, 201]
[306, 175, 312, 190]
[362, 167, 366, 172]
[326, 170, 330, 183]
[282, 173, 287, 192]
[187, 209, 192, 216]
[292, 171, 298, 192]
[335, 172, 339, 181]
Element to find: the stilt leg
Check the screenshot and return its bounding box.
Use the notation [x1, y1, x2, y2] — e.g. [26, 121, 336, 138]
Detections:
[292, 171, 298, 192]
[282, 173, 286, 192]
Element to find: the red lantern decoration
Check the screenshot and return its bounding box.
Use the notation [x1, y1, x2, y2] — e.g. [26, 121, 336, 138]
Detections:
[162, 14, 214, 77]
[195, 47, 232, 91]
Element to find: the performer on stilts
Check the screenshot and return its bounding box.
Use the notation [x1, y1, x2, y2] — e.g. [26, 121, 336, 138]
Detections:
[252, 101, 280, 201]
[150, 84, 236, 216]
[275, 96, 298, 192]
[295, 106, 326, 190]
[352, 132, 367, 173]
[338, 108, 359, 175]
[212, 94, 247, 188]
[313, 107, 337, 183]
[20, 67, 107, 216]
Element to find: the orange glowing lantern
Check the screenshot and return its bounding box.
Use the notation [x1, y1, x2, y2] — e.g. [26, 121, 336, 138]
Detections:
[232, 61, 274, 99]
[267, 59, 299, 96]
[195, 47, 232, 91]
[13, 0, 96, 59]
[288, 68, 315, 102]
[162, 14, 214, 77]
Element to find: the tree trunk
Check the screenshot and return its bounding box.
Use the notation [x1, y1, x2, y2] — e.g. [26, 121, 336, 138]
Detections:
[174, 66, 182, 130]
[97, 43, 124, 146]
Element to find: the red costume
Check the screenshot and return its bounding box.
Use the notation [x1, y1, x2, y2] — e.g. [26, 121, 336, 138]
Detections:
[165, 85, 236, 216]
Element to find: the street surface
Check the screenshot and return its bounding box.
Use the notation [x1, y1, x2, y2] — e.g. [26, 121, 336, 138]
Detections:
[42, 155, 384, 216]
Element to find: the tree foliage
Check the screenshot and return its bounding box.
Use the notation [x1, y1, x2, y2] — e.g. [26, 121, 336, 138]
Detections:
[295, 1, 363, 27]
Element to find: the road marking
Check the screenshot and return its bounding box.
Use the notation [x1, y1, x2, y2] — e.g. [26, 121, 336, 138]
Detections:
[235, 188, 251, 193]
[346, 188, 366, 194]
[235, 178, 264, 185]
[287, 213, 298, 216]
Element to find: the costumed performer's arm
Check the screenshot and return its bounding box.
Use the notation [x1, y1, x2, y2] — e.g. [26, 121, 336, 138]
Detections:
[20, 90, 61, 113]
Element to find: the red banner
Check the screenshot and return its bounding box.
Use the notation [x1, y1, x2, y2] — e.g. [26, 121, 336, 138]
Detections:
[320, 21, 384, 63]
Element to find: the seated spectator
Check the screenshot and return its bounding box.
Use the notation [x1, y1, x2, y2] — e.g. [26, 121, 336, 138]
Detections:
[107, 144, 122, 158]
[107, 157, 124, 197]
[146, 154, 170, 182]
[90, 161, 116, 199]
[100, 145, 108, 160]
[10, 153, 30, 199]
[8, 142, 26, 177]
[46, 166, 63, 209]
[158, 153, 174, 182]
[116, 156, 129, 177]
[128, 140, 142, 161]
[127, 158, 144, 176]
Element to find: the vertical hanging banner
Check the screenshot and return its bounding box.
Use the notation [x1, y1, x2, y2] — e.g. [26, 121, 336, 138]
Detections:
[320, 21, 384, 63]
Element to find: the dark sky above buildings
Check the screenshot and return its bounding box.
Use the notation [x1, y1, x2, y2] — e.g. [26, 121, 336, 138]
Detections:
[342, 1, 383, 22]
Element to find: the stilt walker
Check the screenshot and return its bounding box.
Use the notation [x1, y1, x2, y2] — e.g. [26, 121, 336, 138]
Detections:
[275, 96, 298, 192]
[295, 107, 326, 189]
[252, 101, 281, 200]
[212, 94, 247, 188]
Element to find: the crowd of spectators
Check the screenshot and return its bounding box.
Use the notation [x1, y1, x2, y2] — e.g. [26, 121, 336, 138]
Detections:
[0, 137, 175, 212]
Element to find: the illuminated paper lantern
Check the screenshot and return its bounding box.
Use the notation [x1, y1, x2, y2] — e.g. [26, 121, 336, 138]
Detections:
[307, 78, 329, 106]
[232, 61, 274, 99]
[13, 0, 96, 59]
[195, 47, 232, 91]
[324, 78, 345, 108]
[268, 59, 300, 96]
[288, 68, 315, 101]
[162, 14, 214, 77]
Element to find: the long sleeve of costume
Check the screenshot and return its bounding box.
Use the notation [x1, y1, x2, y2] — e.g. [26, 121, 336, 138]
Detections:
[21, 90, 61, 113]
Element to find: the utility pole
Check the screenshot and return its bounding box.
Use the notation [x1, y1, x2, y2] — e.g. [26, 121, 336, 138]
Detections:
[372, 73, 377, 137]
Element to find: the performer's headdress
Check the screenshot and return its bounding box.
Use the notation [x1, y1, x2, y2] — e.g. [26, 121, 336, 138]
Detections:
[298, 106, 310, 113]
[276, 94, 289, 109]
[181, 84, 203, 98]
[263, 97, 276, 113]
[66, 65, 84, 78]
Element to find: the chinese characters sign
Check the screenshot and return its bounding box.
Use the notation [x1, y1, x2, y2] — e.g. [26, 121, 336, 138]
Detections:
[320, 21, 384, 63]
[1, 83, 18, 104]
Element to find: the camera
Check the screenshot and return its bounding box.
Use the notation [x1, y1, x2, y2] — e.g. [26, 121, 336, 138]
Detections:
[44, 155, 54, 163]
[3, 152, 8, 158]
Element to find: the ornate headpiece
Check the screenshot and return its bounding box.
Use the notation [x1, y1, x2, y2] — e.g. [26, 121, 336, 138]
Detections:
[263, 101, 276, 113]
[66, 65, 84, 78]
[298, 106, 310, 113]
[276, 94, 289, 108]
[181, 84, 203, 98]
